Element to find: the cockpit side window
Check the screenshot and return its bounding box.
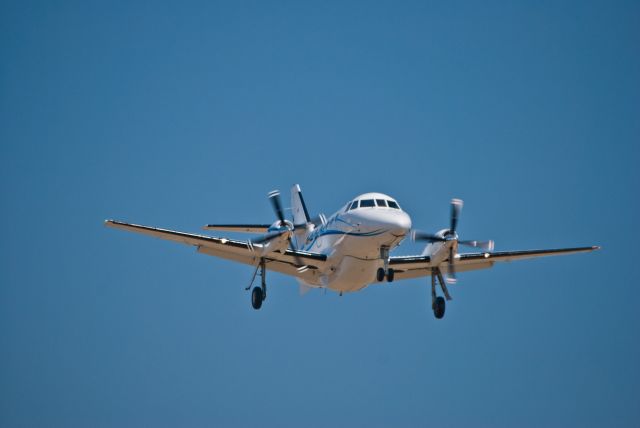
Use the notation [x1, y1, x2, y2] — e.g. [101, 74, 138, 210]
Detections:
[387, 200, 400, 209]
[349, 200, 359, 210]
[360, 199, 375, 208]
[376, 199, 387, 207]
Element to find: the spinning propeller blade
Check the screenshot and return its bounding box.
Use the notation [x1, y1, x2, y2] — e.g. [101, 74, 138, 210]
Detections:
[268, 190, 286, 225]
[447, 246, 456, 284]
[450, 198, 463, 234]
[250, 230, 287, 245]
[412, 231, 447, 243]
[250, 190, 291, 246]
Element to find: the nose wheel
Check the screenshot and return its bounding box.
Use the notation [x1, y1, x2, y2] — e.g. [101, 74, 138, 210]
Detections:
[378, 246, 395, 282]
[376, 267, 395, 282]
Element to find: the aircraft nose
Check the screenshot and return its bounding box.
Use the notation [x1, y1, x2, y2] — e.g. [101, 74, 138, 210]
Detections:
[388, 212, 412, 236]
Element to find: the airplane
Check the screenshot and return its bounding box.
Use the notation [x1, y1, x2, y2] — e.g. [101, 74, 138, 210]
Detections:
[105, 184, 599, 319]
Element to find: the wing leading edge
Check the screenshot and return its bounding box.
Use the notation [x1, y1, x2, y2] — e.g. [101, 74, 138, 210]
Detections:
[105, 220, 326, 279]
[390, 246, 600, 281]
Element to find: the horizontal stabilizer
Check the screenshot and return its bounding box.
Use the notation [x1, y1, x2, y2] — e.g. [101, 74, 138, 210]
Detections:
[203, 224, 270, 233]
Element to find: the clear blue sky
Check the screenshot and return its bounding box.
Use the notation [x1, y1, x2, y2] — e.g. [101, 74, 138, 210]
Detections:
[1, 1, 638, 427]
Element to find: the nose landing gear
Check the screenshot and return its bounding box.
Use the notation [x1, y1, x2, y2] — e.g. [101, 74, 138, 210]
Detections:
[376, 267, 395, 282]
[377, 246, 395, 283]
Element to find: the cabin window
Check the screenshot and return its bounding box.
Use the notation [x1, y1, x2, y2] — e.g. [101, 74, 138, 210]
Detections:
[349, 200, 359, 210]
[360, 199, 375, 208]
[387, 200, 400, 209]
[376, 199, 387, 207]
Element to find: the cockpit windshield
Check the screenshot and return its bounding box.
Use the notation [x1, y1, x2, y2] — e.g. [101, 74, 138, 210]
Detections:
[347, 199, 401, 211]
[387, 200, 400, 209]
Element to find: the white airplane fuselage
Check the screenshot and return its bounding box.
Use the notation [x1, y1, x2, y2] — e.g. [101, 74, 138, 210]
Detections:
[293, 192, 411, 292]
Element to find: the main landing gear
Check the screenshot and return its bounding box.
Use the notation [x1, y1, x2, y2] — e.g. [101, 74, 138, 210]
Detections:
[431, 267, 452, 319]
[377, 246, 395, 283]
[246, 258, 267, 310]
[251, 286, 264, 309]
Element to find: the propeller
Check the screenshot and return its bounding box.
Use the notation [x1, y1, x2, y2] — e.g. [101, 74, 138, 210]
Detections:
[252, 190, 308, 272]
[268, 190, 286, 226]
[448, 246, 456, 283]
[446, 199, 462, 284]
[412, 198, 494, 284]
[450, 198, 462, 235]
[411, 231, 446, 243]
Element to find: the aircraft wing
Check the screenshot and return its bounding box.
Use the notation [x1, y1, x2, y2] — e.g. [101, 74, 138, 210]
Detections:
[390, 246, 600, 281]
[105, 220, 327, 280]
[203, 224, 271, 233]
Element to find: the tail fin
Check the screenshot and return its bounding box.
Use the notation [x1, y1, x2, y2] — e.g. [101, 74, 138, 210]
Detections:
[290, 184, 311, 226]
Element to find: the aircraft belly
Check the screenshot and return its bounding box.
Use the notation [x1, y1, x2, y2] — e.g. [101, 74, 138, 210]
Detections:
[333, 233, 400, 259]
[326, 256, 379, 292]
[301, 230, 406, 293]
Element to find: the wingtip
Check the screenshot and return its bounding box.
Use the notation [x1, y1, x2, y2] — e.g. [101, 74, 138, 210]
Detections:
[592, 245, 601, 251]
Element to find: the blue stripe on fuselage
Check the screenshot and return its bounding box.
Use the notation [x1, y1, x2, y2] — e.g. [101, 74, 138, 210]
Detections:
[302, 228, 387, 251]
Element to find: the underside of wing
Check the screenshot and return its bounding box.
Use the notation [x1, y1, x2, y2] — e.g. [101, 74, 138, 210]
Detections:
[105, 220, 326, 281]
[389, 255, 438, 281]
[389, 246, 600, 281]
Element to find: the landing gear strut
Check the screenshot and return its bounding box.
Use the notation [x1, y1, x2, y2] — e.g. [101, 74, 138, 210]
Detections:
[431, 267, 452, 319]
[248, 258, 267, 310]
[378, 247, 394, 283]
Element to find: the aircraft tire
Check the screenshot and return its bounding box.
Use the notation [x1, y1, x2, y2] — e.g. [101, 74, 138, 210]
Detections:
[433, 296, 445, 319]
[376, 268, 386, 282]
[386, 268, 395, 282]
[251, 287, 263, 310]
